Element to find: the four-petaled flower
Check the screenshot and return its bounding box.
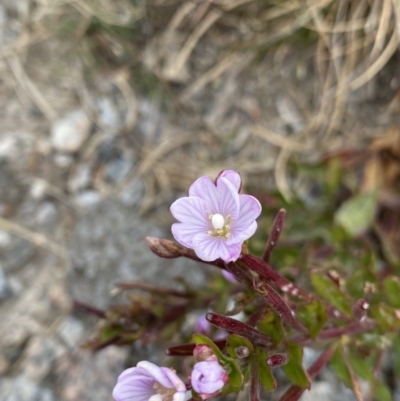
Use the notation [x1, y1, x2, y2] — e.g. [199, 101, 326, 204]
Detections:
[170, 170, 261, 262]
[113, 361, 186, 401]
[191, 360, 228, 399]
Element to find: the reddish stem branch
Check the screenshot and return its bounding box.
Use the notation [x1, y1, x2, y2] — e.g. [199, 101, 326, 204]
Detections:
[242, 254, 351, 322]
[253, 280, 308, 334]
[262, 209, 286, 263]
[206, 313, 273, 347]
[291, 320, 375, 344]
[73, 300, 106, 319]
[115, 281, 193, 298]
[250, 360, 260, 401]
[278, 346, 335, 401]
[241, 254, 310, 299]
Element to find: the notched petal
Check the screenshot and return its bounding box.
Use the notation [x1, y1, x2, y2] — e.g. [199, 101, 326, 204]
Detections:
[216, 170, 242, 192]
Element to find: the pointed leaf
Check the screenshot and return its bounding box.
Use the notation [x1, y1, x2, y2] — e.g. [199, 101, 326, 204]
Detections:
[370, 303, 400, 332]
[311, 273, 352, 317]
[257, 309, 284, 346]
[297, 300, 327, 339]
[374, 380, 393, 401]
[334, 191, 377, 237]
[254, 349, 277, 391]
[281, 343, 310, 389]
[383, 276, 400, 308]
[330, 347, 352, 388]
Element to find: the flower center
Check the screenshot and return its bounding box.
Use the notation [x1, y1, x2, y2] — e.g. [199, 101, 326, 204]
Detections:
[208, 214, 231, 239]
[211, 214, 225, 229]
[151, 382, 176, 401]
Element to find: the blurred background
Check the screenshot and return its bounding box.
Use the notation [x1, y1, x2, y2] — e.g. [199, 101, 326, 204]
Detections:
[0, 0, 400, 400]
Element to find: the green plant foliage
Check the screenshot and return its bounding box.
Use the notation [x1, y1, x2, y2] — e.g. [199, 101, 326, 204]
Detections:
[281, 343, 310, 389]
[254, 349, 277, 391]
[297, 299, 327, 339]
[370, 303, 400, 332]
[226, 334, 254, 358]
[311, 273, 352, 317]
[334, 191, 378, 237]
[330, 347, 351, 385]
[382, 276, 400, 308]
[257, 310, 284, 346]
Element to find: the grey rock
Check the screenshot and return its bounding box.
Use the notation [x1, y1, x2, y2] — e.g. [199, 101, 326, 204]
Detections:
[68, 199, 209, 308]
[0, 374, 55, 401]
[0, 265, 14, 301]
[0, 236, 35, 273]
[53, 153, 73, 168]
[300, 381, 335, 401]
[23, 336, 66, 382]
[57, 316, 85, 349]
[104, 156, 133, 184]
[0, 162, 24, 205]
[75, 190, 102, 208]
[118, 179, 145, 207]
[54, 345, 126, 401]
[51, 110, 91, 153]
[96, 96, 122, 130]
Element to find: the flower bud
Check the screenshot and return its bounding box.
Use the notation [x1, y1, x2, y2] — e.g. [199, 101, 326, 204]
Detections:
[235, 346, 249, 358]
[193, 344, 216, 362]
[191, 360, 228, 399]
[145, 237, 183, 258]
[266, 353, 288, 368]
[352, 298, 369, 321]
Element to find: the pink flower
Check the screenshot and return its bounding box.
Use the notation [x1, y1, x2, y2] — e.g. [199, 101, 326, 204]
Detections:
[113, 361, 186, 401]
[191, 360, 228, 399]
[170, 170, 261, 262]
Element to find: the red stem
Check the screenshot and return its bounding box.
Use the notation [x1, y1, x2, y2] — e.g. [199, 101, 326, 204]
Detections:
[262, 209, 286, 263]
[253, 280, 308, 334]
[250, 359, 260, 401]
[206, 313, 273, 347]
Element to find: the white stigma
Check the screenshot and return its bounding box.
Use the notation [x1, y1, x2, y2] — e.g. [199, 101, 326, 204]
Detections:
[211, 214, 225, 229]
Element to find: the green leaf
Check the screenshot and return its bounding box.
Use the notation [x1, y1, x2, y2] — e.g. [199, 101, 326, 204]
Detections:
[192, 334, 244, 395]
[226, 334, 254, 359]
[325, 157, 342, 195]
[392, 336, 400, 377]
[347, 352, 374, 381]
[346, 265, 376, 299]
[257, 309, 284, 346]
[297, 300, 327, 339]
[383, 276, 400, 308]
[374, 380, 393, 401]
[254, 349, 276, 391]
[370, 303, 400, 332]
[334, 191, 377, 237]
[192, 334, 227, 362]
[330, 347, 352, 388]
[311, 273, 352, 317]
[281, 343, 310, 389]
